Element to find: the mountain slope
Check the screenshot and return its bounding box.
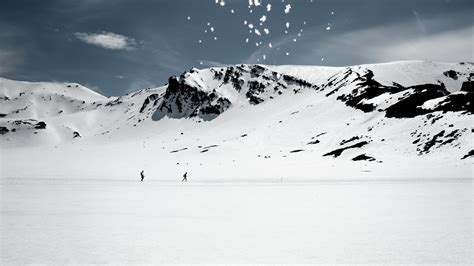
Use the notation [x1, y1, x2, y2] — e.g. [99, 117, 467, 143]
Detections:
[0, 61, 472, 179]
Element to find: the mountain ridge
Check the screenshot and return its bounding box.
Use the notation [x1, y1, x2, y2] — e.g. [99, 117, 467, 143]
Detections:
[1, 61, 472, 179]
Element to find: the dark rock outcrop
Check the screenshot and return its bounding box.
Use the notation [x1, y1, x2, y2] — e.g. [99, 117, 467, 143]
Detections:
[323, 141, 370, 158]
[352, 154, 376, 161]
[461, 150, 474, 160]
[0, 127, 9, 135]
[154, 75, 231, 121]
[431, 93, 473, 114]
[337, 70, 403, 112]
[140, 94, 160, 113]
[34, 121, 47, 129]
[385, 84, 449, 118]
[443, 70, 459, 80]
[460, 81, 473, 93]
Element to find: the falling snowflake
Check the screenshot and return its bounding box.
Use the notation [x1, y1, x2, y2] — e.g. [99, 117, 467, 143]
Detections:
[193, 0, 327, 64]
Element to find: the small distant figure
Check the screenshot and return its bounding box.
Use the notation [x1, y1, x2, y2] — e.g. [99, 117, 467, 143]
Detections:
[140, 170, 145, 182]
[182, 172, 188, 182]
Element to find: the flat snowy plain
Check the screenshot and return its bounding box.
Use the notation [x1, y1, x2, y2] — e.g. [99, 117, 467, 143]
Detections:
[1, 178, 472, 264]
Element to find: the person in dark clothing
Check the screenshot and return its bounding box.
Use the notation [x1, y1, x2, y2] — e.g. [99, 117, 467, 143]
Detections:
[140, 170, 145, 182]
[182, 172, 188, 182]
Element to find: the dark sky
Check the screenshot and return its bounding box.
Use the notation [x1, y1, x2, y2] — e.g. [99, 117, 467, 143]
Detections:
[0, 0, 472, 96]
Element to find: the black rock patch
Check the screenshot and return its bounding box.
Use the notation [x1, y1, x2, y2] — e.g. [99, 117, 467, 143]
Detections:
[431, 93, 473, 114]
[290, 149, 305, 153]
[0, 127, 9, 135]
[340, 136, 360, 146]
[337, 70, 403, 112]
[34, 121, 47, 129]
[323, 141, 370, 158]
[460, 81, 473, 93]
[443, 70, 459, 80]
[140, 94, 160, 113]
[461, 150, 474, 160]
[417, 129, 464, 155]
[170, 148, 188, 153]
[307, 140, 320, 145]
[385, 84, 449, 118]
[352, 154, 376, 162]
[155, 75, 231, 121]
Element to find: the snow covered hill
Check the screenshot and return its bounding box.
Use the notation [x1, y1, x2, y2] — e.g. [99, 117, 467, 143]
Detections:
[1, 61, 472, 179]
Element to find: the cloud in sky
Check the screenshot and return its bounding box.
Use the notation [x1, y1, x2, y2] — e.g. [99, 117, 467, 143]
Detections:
[311, 20, 474, 64]
[246, 14, 474, 65]
[74, 31, 136, 50]
[364, 26, 473, 63]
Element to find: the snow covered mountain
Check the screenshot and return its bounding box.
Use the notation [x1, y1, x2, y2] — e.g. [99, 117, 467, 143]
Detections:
[1, 61, 472, 179]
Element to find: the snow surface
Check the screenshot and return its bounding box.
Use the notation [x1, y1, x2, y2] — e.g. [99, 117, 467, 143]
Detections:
[1, 178, 472, 264]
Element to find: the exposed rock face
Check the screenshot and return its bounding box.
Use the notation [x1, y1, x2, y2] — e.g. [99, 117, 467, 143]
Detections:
[352, 154, 377, 162]
[0, 127, 9, 135]
[323, 141, 370, 158]
[319, 67, 472, 119]
[385, 84, 449, 118]
[430, 93, 473, 114]
[443, 70, 459, 80]
[151, 64, 473, 123]
[34, 121, 47, 129]
[153, 65, 320, 121]
[336, 70, 403, 112]
[0, 119, 47, 135]
[140, 94, 160, 113]
[153, 75, 231, 121]
[212, 64, 318, 105]
[461, 150, 474, 160]
[460, 81, 473, 93]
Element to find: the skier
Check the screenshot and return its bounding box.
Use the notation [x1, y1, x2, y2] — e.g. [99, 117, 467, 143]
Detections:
[182, 172, 188, 182]
[140, 170, 145, 182]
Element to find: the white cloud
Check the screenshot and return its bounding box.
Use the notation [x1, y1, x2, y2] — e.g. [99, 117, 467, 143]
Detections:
[366, 26, 473, 63]
[245, 17, 473, 65]
[74, 31, 136, 50]
[315, 23, 474, 64]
